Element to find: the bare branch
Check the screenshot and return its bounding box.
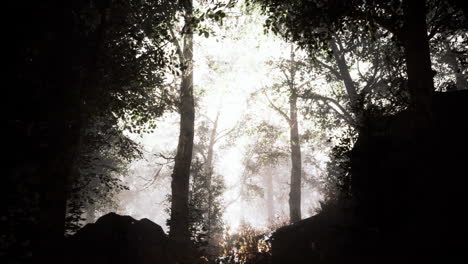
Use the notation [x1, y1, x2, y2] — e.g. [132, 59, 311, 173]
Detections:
[159, 153, 175, 160]
[299, 91, 357, 128]
[224, 191, 242, 208]
[325, 101, 357, 128]
[141, 166, 164, 190]
[264, 91, 291, 125]
[214, 125, 237, 143]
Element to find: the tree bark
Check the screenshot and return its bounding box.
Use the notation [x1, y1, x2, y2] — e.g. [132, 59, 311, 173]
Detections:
[289, 93, 302, 223]
[38, 3, 79, 263]
[402, 0, 435, 126]
[205, 111, 219, 237]
[169, 0, 195, 254]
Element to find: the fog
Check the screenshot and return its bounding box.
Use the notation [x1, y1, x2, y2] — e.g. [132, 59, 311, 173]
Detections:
[108, 7, 332, 232]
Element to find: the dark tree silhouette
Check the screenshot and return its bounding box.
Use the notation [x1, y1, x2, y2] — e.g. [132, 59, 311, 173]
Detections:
[167, 0, 195, 258]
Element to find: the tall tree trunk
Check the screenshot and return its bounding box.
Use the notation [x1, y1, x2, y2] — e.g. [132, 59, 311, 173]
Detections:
[289, 93, 302, 223]
[38, 3, 79, 263]
[402, 0, 435, 126]
[400, 0, 436, 249]
[169, 0, 195, 255]
[205, 111, 219, 237]
[264, 166, 274, 226]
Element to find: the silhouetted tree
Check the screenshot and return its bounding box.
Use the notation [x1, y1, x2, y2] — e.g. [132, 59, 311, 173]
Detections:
[6, 1, 177, 262]
[255, 0, 466, 127]
[167, 0, 196, 256]
[264, 45, 308, 223]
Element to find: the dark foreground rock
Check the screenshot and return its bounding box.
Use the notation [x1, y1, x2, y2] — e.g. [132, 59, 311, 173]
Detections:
[271, 201, 381, 264]
[271, 90, 468, 263]
[66, 213, 171, 264]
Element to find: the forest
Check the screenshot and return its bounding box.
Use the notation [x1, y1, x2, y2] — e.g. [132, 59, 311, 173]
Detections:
[4, 0, 468, 263]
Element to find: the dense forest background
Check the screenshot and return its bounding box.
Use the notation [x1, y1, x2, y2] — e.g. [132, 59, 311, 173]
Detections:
[4, 0, 467, 263]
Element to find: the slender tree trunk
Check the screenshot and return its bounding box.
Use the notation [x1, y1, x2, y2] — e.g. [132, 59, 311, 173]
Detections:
[169, 0, 195, 254]
[402, 0, 435, 125]
[264, 166, 274, 226]
[289, 93, 302, 223]
[205, 111, 219, 237]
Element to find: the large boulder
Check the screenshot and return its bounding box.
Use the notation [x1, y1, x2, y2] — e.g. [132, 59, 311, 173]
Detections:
[270, 90, 468, 263]
[270, 201, 381, 264]
[351, 90, 468, 251]
[66, 213, 171, 264]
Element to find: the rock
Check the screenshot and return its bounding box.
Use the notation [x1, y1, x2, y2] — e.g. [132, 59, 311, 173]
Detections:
[351, 90, 468, 251]
[66, 213, 170, 264]
[270, 90, 468, 263]
[270, 201, 379, 264]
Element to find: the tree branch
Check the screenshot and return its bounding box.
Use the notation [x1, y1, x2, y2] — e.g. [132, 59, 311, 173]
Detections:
[299, 91, 357, 128]
[264, 91, 291, 125]
[169, 26, 184, 63]
[360, 57, 382, 95]
[214, 125, 237, 144]
[141, 166, 164, 190]
[280, 67, 291, 87]
[353, 10, 402, 40]
[315, 57, 342, 79]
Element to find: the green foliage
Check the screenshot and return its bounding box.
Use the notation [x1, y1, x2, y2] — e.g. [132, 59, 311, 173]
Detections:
[66, 0, 181, 234]
[240, 121, 288, 201]
[188, 158, 226, 249]
[65, 118, 138, 234]
[253, 0, 467, 125]
[216, 223, 272, 264]
[73, 0, 176, 132]
[165, 156, 226, 258]
[324, 128, 356, 202]
[245, 121, 288, 168]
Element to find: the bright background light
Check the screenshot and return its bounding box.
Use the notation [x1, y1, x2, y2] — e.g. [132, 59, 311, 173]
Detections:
[113, 6, 329, 233]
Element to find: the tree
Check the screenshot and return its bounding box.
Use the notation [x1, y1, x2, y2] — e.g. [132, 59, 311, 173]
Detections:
[65, 120, 140, 234]
[6, 1, 176, 262]
[195, 109, 238, 235]
[427, 0, 468, 91]
[304, 28, 407, 128]
[255, 0, 466, 127]
[167, 1, 232, 255]
[235, 116, 290, 225]
[264, 45, 311, 223]
[189, 114, 230, 258]
[167, 0, 196, 255]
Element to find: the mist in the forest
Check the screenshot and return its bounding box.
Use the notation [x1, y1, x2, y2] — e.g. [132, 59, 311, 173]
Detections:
[112, 8, 330, 231]
[8, 0, 468, 263]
